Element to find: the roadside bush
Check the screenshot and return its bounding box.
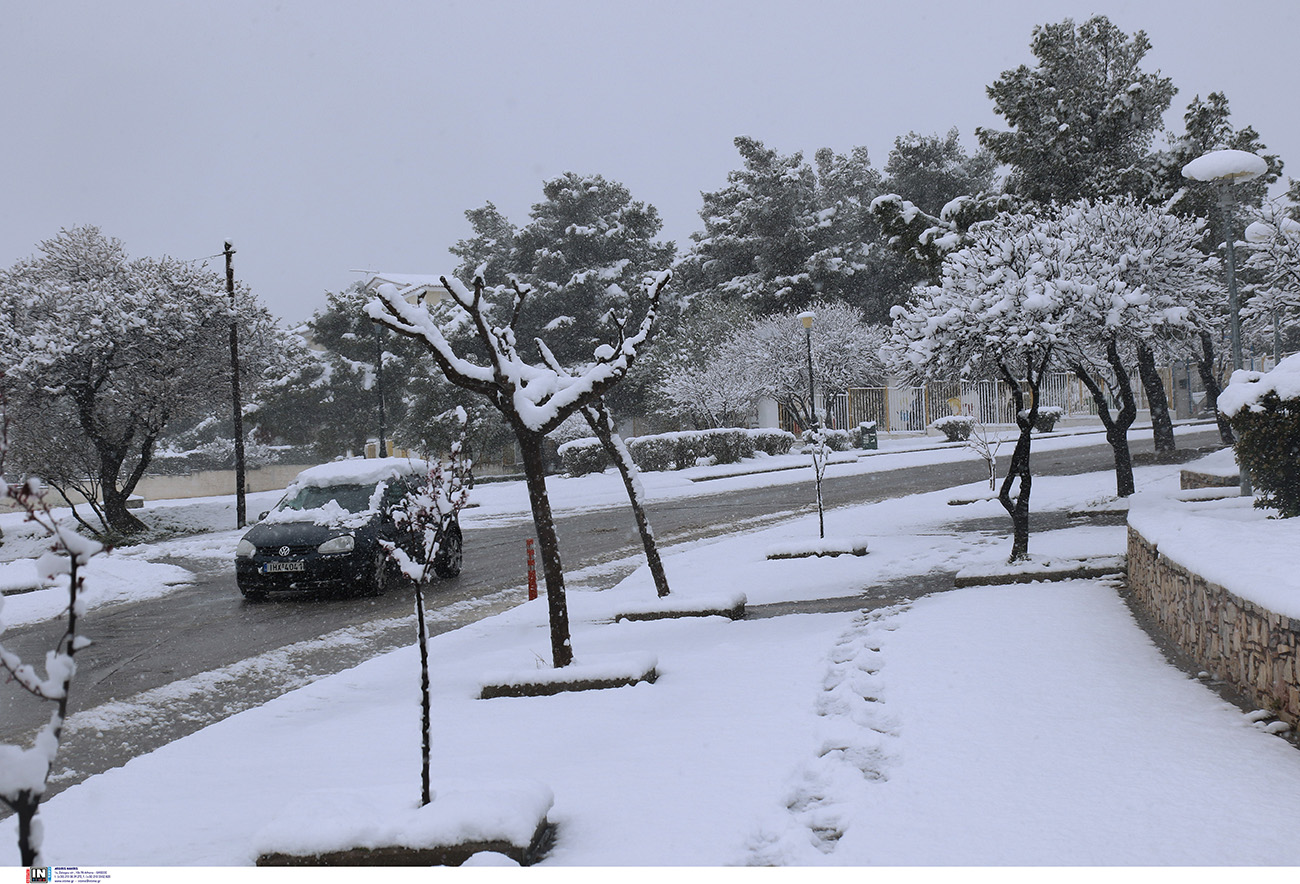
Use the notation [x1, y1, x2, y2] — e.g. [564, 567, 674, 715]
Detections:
[822, 429, 854, 451]
[1226, 388, 1300, 517]
[558, 437, 609, 476]
[931, 414, 976, 442]
[751, 429, 796, 456]
[1019, 406, 1064, 433]
[627, 435, 676, 472]
[701, 428, 755, 464]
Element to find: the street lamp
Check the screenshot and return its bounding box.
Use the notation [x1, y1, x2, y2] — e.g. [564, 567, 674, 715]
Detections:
[799, 311, 826, 538]
[799, 311, 816, 432]
[1183, 148, 1269, 495]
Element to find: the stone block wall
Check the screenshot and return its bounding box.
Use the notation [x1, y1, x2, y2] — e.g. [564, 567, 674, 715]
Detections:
[1127, 526, 1300, 727]
[1179, 469, 1239, 491]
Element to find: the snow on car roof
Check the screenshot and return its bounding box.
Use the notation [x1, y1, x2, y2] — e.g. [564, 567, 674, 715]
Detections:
[290, 457, 431, 489]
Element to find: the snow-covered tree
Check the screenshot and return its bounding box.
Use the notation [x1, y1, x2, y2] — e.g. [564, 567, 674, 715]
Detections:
[1243, 202, 1300, 356]
[678, 138, 908, 322]
[369, 269, 671, 668]
[869, 191, 1014, 284]
[1057, 199, 1213, 495]
[977, 15, 1177, 204]
[882, 129, 998, 217]
[447, 175, 676, 420]
[0, 227, 275, 535]
[668, 302, 887, 432]
[890, 211, 1074, 561]
[1150, 92, 1284, 223]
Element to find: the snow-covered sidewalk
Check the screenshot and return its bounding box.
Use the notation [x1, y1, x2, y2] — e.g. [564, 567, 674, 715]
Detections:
[7, 445, 1300, 868]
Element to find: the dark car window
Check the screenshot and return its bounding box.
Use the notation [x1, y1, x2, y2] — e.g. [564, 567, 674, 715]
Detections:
[277, 483, 376, 514]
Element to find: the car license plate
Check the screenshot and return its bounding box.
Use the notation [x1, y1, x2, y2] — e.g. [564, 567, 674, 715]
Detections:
[262, 561, 305, 574]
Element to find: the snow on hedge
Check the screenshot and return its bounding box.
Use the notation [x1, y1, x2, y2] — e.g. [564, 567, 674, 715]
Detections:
[1217, 353, 1300, 416]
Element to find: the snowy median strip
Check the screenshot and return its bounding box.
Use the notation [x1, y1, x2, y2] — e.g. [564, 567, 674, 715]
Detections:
[253, 779, 555, 867]
[613, 590, 747, 622]
[954, 554, 1126, 587]
[479, 652, 659, 699]
[766, 537, 870, 560]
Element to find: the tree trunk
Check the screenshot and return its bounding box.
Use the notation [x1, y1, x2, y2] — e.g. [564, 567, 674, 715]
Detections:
[1136, 342, 1176, 456]
[517, 431, 574, 668]
[1073, 342, 1136, 498]
[100, 473, 146, 534]
[997, 366, 1037, 562]
[1197, 330, 1236, 445]
[415, 583, 433, 806]
[583, 400, 671, 598]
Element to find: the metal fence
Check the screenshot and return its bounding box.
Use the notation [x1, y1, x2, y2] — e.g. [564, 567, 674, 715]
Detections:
[781, 371, 1171, 434]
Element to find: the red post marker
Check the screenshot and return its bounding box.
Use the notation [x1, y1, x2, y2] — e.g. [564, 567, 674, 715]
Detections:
[526, 538, 538, 600]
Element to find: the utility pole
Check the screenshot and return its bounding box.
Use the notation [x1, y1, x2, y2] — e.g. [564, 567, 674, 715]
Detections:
[225, 242, 247, 527]
[375, 320, 387, 456]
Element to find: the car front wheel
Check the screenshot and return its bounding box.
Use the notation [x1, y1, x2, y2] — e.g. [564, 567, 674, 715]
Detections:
[363, 550, 391, 597]
[433, 527, 463, 578]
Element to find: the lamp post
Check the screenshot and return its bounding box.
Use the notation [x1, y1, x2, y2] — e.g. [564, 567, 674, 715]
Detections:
[799, 311, 825, 538]
[800, 311, 816, 431]
[1183, 149, 1269, 496]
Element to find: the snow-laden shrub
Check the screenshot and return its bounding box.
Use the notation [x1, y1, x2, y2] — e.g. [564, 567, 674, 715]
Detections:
[931, 414, 977, 442]
[1019, 406, 1064, 433]
[751, 429, 796, 456]
[852, 421, 878, 449]
[672, 434, 703, 470]
[701, 428, 756, 464]
[557, 437, 609, 477]
[626, 436, 677, 472]
[823, 429, 854, 451]
[1221, 357, 1300, 517]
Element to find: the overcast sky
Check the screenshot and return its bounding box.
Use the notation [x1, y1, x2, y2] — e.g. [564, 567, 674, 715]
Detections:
[4, 0, 1297, 324]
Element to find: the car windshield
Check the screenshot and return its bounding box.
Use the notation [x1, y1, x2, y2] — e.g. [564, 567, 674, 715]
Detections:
[276, 483, 376, 515]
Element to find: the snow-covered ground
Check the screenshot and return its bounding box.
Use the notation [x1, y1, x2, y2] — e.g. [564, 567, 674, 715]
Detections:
[6, 423, 1299, 871]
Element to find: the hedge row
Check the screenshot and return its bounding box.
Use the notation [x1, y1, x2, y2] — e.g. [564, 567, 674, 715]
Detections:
[558, 428, 798, 476]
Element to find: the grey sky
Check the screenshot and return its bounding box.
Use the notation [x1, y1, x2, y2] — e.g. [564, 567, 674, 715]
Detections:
[4, 0, 1296, 324]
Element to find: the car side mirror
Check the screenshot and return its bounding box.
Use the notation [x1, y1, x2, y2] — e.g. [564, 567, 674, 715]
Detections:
[257, 511, 269, 522]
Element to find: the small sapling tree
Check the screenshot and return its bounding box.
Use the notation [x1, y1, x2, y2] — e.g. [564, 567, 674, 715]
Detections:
[369, 270, 670, 668]
[380, 409, 472, 808]
[0, 408, 103, 865]
[966, 420, 1004, 492]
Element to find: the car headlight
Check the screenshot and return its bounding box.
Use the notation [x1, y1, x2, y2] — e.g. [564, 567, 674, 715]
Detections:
[236, 538, 256, 558]
[317, 534, 355, 555]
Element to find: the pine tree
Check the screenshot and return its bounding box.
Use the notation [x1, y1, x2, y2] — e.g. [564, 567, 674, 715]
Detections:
[882, 128, 998, 216]
[978, 15, 1176, 204]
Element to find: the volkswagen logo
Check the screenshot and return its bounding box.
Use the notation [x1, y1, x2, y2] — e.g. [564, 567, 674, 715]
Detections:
[278, 546, 291, 556]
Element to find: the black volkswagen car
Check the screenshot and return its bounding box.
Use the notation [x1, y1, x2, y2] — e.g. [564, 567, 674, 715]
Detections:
[234, 458, 462, 601]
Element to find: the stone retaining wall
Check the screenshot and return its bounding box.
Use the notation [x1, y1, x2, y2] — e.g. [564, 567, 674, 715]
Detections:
[1126, 525, 1300, 726]
[1179, 469, 1239, 491]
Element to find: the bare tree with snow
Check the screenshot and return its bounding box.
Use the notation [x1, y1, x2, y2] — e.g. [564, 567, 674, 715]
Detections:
[0, 405, 103, 865]
[380, 410, 472, 808]
[368, 270, 671, 668]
